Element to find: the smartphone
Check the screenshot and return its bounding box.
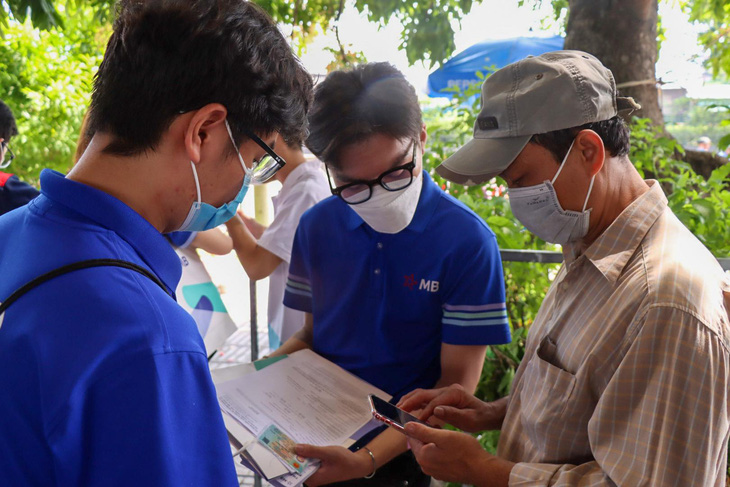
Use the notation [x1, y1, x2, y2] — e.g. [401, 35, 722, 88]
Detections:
[368, 394, 429, 432]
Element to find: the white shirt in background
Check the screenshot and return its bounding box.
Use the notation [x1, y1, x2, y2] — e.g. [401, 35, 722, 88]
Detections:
[257, 159, 331, 348]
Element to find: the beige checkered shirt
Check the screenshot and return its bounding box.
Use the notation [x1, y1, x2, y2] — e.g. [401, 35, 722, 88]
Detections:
[498, 181, 730, 486]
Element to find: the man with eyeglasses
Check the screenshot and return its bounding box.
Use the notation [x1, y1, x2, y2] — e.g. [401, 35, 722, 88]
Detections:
[269, 62, 511, 486]
[0, 1, 311, 485]
[0, 99, 40, 215]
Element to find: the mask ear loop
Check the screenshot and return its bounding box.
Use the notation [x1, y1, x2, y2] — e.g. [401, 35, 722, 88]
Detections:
[582, 174, 596, 213]
[551, 139, 576, 185]
[550, 137, 594, 212]
[190, 160, 202, 205]
[225, 119, 253, 178]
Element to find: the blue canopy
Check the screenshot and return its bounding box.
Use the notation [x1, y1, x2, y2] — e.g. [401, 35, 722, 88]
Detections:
[427, 35, 564, 98]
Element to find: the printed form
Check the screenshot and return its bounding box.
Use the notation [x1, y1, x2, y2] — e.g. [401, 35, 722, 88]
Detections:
[216, 349, 391, 446]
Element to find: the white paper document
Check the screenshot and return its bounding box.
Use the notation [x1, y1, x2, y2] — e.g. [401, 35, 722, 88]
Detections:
[216, 349, 391, 447]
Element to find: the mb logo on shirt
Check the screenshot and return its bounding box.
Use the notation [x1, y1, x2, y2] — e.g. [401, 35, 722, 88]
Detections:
[403, 274, 439, 293]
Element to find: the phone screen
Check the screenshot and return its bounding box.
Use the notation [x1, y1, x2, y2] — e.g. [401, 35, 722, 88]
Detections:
[368, 394, 427, 431]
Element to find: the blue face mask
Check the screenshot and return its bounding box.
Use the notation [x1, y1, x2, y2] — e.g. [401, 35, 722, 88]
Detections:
[177, 120, 252, 232]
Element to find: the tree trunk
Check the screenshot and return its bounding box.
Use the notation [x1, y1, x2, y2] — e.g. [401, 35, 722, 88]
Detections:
[564, 0, 727, 178]
[564, 0, 662, 127]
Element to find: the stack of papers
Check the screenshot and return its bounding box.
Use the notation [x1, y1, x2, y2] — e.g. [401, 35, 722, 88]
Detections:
[212, 349, 391, 486]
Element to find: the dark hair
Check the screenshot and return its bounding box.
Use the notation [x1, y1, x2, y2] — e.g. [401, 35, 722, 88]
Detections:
[530, 116, 631, 163]
[306, 62, 422, 168]
[87, 0, 312, 156]
[282, 137, 303, 151]
[0, 100, 18, 142]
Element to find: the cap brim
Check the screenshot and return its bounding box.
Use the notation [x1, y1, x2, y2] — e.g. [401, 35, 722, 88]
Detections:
[436, 135, 531, 186]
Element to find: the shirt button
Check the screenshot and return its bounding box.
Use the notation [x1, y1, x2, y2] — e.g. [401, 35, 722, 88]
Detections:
[377, 242, 383, 250]
[374, 268, 381, 275]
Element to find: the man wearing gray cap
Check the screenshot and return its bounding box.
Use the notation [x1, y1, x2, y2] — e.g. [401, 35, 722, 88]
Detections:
[399, 51, 730, 486]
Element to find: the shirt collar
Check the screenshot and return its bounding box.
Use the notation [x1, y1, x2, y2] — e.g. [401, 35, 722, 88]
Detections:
[278, 159, 323, 197]
[567, 180, 667, 283]
[38, 169, 181, 293]
[341, 170, 441, 233]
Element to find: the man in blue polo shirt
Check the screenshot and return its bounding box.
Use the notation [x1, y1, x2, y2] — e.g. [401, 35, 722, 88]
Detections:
[271, 63, 510, 487]
[0, 1, 312, 485]
[0, 99, 40, 215]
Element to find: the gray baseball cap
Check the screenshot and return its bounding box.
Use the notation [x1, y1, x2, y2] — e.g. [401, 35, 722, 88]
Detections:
[436, 50, 640, 186]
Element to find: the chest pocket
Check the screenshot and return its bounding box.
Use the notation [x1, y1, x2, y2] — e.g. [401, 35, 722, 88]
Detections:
[518, 334, 581, 462]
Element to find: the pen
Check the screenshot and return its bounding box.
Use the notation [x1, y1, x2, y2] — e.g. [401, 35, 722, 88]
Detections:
[232, 439, 256, 458]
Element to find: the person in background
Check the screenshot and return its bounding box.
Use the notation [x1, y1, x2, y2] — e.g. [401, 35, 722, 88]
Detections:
[697, 135, 712, 151]
[0, 99, 40, 215]
[166, 230, 233, 256]
[400, 50, 730, 487]
[272, 62, 511, 486]
[225, 135, 330, 350]
[0, 0, 312, 484]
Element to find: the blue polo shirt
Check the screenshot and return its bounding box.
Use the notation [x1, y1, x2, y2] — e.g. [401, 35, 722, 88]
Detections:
[166, 231, 197, 248]
[0, 170, 237, 486]
[284, 171, 510, 400]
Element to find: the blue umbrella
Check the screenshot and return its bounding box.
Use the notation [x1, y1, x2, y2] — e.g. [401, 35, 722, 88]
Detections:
[428, 35, 564, 98]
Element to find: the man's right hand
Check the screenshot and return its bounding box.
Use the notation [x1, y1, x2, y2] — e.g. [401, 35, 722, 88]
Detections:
[397, 384, 506, 433]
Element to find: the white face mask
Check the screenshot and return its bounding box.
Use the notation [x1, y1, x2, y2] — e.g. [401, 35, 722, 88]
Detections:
[350, 172, 423, 234]
[507, 139, 595, 245]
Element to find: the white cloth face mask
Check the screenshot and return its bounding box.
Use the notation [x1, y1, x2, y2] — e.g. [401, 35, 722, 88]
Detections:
[349, 171, 423, 234]
[507, 139, 595, 245]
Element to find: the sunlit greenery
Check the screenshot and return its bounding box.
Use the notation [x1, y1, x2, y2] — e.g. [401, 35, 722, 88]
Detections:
[0, 5, 108, 183]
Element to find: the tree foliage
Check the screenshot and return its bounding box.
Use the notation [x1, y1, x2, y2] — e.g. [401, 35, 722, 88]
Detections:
[0, 6, 109, 183]
[685, 0, 730, 78]
[2, 0, 475, 68]
[522, 0, 730, 80]
[4, 0, 730, 75]
[351, 0, 474, 67]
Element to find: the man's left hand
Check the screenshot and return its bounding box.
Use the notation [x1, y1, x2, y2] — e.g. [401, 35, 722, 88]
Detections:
[404, 422, 513, 487]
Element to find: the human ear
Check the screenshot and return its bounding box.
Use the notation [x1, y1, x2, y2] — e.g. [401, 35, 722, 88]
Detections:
[419, 123, 428, 149]
[575, 129, 605, 178]
[183, 103, 228, 165]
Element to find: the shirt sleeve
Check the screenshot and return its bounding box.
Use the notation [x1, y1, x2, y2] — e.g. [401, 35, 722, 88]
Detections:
[50, 351, 239, 486]
[258, 185, 324, 263]
[282, 222, 313, 313]
[508, 305, 730, 486]
[441, 231, 511, 346]
[0, 175, 40, 215]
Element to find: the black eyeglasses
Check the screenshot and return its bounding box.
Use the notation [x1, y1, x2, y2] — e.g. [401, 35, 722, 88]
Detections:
[180, 109, 286, 184]
[238, 127, 286, 184]
[326, 141, 418, 205]
[0, 142, 14, 169]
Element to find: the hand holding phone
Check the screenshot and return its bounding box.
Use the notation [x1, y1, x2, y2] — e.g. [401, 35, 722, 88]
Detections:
[368, 394, 430, 433]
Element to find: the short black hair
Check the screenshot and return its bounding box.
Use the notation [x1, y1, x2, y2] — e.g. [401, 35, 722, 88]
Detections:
[87, 0, 312, 156]
[282, 137, 303, 151]
[530, 116, 631, 163]
[0, 100, 18, 142]
[306, 62, 422, 168]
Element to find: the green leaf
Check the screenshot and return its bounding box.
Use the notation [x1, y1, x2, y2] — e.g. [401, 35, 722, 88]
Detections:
[692, 199, 717, 222]
[486, 215, 514, 227]
[719, 133, 730, 151]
